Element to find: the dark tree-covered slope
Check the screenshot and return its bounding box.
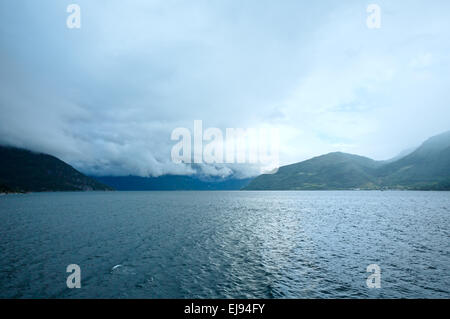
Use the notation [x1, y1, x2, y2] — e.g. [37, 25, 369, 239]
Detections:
[0, 146, 112, 192]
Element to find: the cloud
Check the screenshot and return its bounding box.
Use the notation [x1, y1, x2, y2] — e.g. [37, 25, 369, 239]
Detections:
[1, 0, 450, 177]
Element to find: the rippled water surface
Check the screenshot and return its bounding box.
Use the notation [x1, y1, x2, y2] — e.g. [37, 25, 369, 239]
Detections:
[0, 191, 449, 298]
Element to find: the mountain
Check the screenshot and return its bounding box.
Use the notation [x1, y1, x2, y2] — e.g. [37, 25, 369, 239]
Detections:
[95, 175, 252, 191]
[377, 131, 450, 190]
[244, 152, 382, 190]
[0, 146, 112, 192]
[3, 130, 449, 192]
[244, 131, 450, 191]
[383, 147, 417, 163]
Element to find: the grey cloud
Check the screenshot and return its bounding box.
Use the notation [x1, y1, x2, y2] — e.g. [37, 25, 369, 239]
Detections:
[1, 0, 450, 177]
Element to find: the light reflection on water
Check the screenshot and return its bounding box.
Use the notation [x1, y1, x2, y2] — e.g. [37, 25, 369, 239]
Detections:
[0, 191, 449, 298]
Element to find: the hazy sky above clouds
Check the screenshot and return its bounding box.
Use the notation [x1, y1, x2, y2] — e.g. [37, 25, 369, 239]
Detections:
[1, 0, 450, 177]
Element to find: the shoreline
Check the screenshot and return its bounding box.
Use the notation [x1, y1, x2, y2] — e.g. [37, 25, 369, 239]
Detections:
[1, 189, 450, 195]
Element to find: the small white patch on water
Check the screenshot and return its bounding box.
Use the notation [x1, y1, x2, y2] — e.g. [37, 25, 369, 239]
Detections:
[112, 264, 122, 271]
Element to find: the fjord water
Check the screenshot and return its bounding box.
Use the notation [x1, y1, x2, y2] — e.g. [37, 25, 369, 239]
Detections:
[0, 191, 449, 298]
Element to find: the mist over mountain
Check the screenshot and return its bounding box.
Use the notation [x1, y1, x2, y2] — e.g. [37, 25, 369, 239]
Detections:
[244, 131, 450, 190]
[1, 131, 449, 192]
[0, 145, 251, 192]
[383, 147, 417, 163]
[377, 131, 450, 189]
[2, 2, 450, 178]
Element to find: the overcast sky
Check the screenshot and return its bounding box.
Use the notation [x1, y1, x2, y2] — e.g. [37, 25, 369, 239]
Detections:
[1, 0, 449, 177]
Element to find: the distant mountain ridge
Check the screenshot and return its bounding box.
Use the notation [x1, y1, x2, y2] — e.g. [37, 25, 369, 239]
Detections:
[95, 175, 252, 191]
[244, 131, 450, 190]
[2, 130, 449, 192]
[0, 146, 112, 192]
[0, 145, 251, 192]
